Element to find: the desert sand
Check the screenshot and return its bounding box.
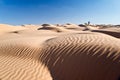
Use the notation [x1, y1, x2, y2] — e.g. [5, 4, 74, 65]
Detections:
[0, 24, 120, 80]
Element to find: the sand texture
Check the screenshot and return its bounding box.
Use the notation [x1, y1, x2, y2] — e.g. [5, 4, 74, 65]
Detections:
[0, 24, 120, 80]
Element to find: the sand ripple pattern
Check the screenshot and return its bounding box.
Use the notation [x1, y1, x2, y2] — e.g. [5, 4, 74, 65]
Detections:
[0, 32, 120, 80]
[40, 33, 120, 80]
[0, 38, 52, 80]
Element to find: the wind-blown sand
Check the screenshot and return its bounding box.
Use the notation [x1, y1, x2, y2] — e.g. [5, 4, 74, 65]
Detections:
[0, 24, 120, 80]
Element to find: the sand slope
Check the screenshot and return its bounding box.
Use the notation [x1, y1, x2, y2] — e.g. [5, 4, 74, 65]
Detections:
[0, 24, 120, 80]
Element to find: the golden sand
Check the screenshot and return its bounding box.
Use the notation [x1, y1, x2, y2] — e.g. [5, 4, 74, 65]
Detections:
[0, 24, 120, 80]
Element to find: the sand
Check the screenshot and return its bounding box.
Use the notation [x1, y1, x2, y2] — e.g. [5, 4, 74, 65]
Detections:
[0, 24, 120, 80]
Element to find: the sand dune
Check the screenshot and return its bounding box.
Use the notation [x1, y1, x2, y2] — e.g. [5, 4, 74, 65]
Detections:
[92, 30, 120, 38]
[40, 33, 120, 80]
[86, 26, 99, 30]
[87, 26, 120, 38]
[0, 24, 120, 80]
[38, 23, 86, 33]
[0, 24, 26, 35]
[0, 35, 54, 80]
[38, 24, 67, 32]
[22, 24, 42, 30]
[62, 23, 87, 31]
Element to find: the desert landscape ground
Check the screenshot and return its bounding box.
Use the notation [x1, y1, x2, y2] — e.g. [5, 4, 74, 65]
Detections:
[0, 23, 120, 80]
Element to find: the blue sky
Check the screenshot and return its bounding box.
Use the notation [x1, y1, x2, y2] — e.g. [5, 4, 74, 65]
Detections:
[0, 0, 120, 25]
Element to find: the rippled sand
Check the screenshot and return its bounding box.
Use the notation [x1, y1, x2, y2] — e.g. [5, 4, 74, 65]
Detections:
[0, 24, 120, 80]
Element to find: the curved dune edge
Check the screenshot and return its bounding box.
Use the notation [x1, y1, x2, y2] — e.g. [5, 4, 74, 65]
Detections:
[92, 30, 120, 38]
[86, 26, 120, 38]
[40, 33, 120, 80]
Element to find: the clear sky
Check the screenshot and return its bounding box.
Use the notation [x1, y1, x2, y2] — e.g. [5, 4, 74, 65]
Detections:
[0, 0, 120, 25]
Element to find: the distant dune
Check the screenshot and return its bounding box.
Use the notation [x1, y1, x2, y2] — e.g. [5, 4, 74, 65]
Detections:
[0, 24, 120, 80]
